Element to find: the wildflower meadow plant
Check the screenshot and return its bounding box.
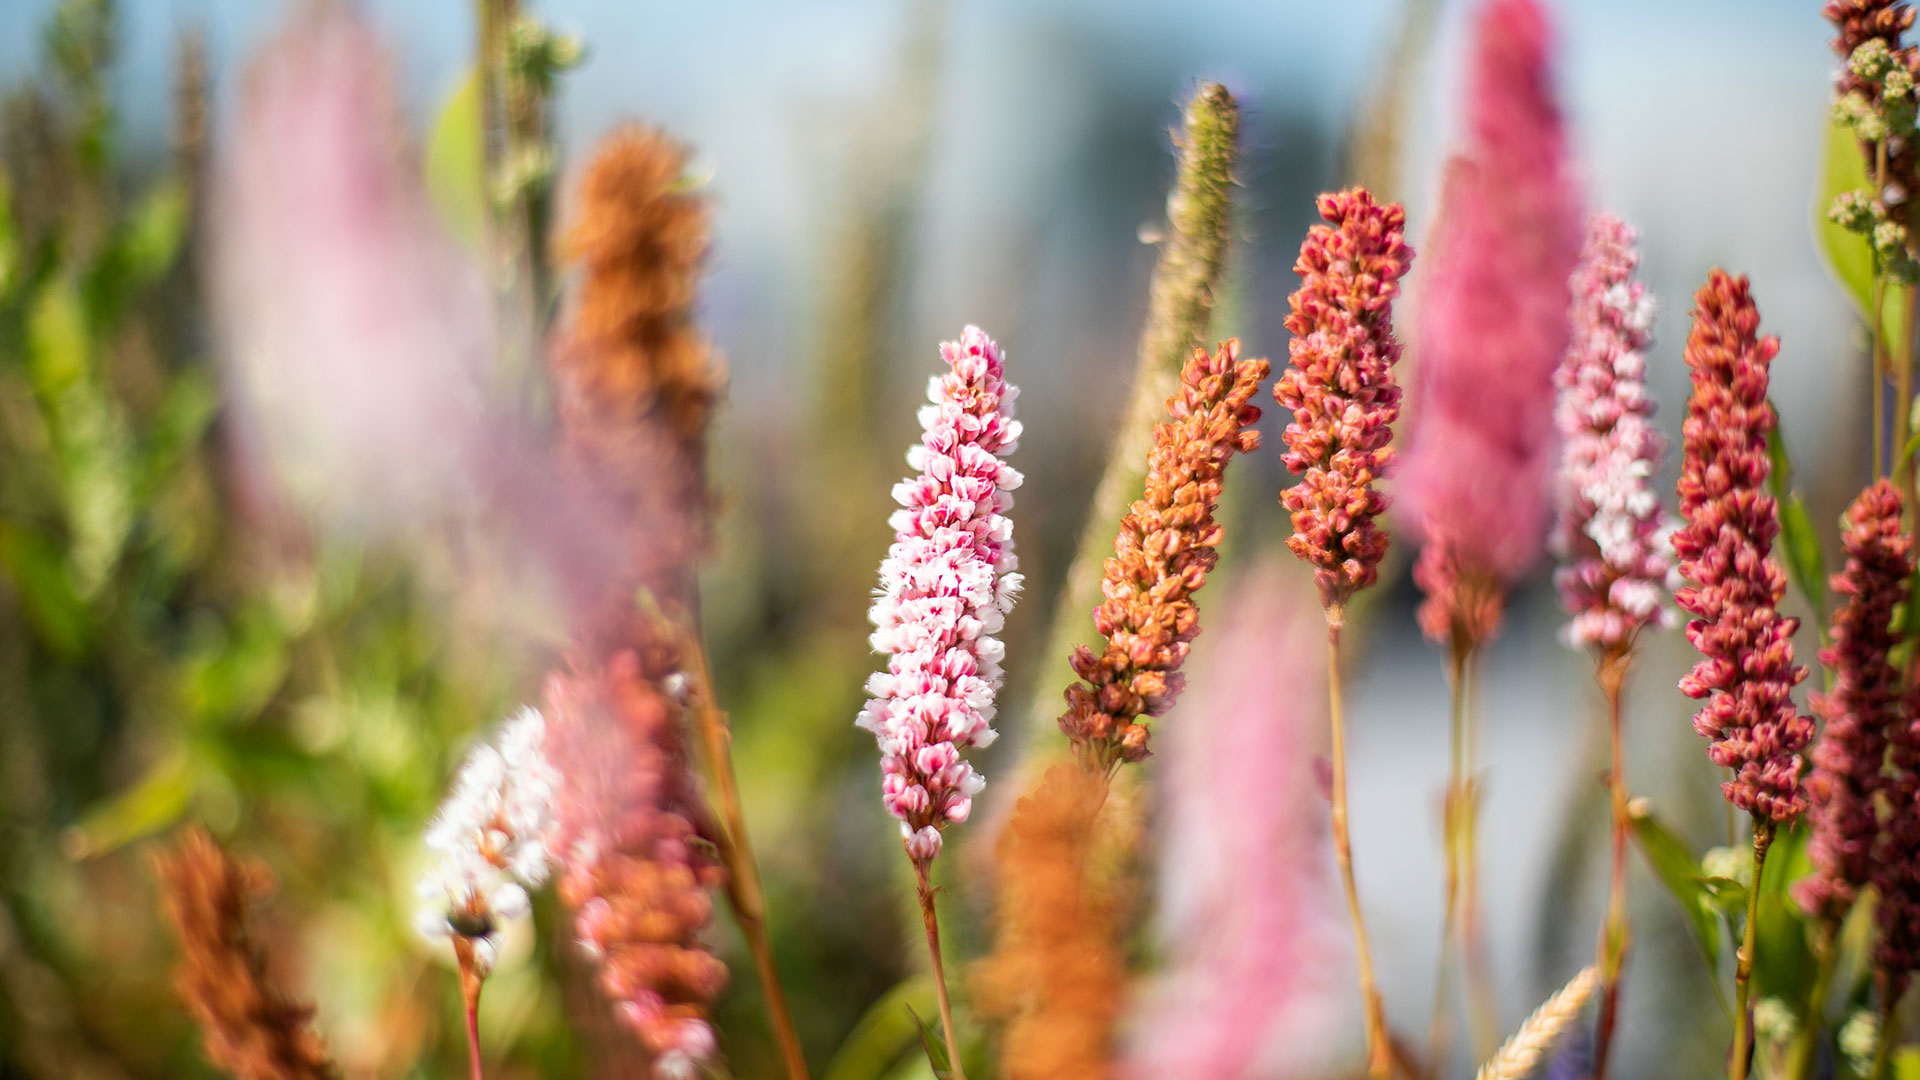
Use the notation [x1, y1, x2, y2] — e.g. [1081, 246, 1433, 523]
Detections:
[82, 2, 1920, 1080]
[858, 324, 1024, 1074]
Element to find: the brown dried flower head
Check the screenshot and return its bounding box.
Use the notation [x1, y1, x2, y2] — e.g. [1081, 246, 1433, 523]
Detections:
[551, 125, 722, 641]
[154, 828, 337, 1080]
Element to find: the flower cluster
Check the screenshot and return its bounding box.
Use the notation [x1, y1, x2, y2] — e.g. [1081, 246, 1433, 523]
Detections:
[1798, 481, 1912, 921]
[1672, 270, 1814, 822]
[1276, 188, 1415, 612]
[416, 707, 561, 975]
[546, 656, 727, 1078]
[1826, 0, 1920, 274]
[1398, 0, 1584, 647]
[550, 126, 722, 642]
[857, 326, 1024, 864]
[1551, 214, 1677, 657]
[1060, 340, 1268, 767]
[1877, 688, 1920, 996]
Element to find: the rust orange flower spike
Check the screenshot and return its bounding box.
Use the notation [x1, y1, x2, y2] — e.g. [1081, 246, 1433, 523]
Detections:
[1059, 339, 1268, 770]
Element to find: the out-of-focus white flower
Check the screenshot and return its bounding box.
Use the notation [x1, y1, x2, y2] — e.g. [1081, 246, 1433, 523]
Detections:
[416, 707, 559, 975]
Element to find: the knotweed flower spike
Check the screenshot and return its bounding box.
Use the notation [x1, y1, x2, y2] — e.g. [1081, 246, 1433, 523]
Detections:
[1878, 710, 1920, 1001]
[1673, 269, 1814, 823]
[546, 657, 728, 1079]
[1277, 187, 1414, 613]
[416, 707, 560, 975]
[1799, 481, 1912, 922]
[857, 325, 1024, 865]
[1552, 214, 1677, 657]
[1399, 0, 1583, 648]
[156, 829, 338, 1080]
[550, 125, 723, 637]
[1059, 339, 1269, 769]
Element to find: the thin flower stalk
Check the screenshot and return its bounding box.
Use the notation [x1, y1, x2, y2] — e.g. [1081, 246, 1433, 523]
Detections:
[1275, 186, 1414, 1079]
[1058, 340, 1269, 770]
[1673, 269, 1814, 1080]
[858, 326, 1025, 1077]
[154, 828, 338, 1080]
[1028, 82, 1240, 747]
[1550, 212, 1676, 1079]
[1400, 0, 1583, 1058]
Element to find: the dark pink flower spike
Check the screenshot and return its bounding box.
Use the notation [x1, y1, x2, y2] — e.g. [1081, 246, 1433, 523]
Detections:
[1672, 270, 1814, 823]
[1276, 188, 1415, 612]
[1798, 481, 1912, 921]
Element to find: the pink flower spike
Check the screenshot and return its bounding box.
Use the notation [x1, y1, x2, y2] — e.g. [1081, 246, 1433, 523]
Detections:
[1672, 270, 1814, 823]
[1799, 481, 1912, 921]
[1398, 0, 1584, 645]
[1552, 213, 1679, 658]
[858, 326, 1024, 865]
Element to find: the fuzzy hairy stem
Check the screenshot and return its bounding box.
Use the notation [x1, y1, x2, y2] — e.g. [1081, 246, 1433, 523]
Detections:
[1026, 82, 1239, 748]
[1328, 611, 1393, 1078]
[453, 936, 486, 1080]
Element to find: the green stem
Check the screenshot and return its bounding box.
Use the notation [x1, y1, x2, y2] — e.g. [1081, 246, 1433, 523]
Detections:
[1731, 822, 1776, 1080]
[1024, 82, 1238, 749]
[1874, 139, 1891, 479]
[1592, 653, 1632, 1080]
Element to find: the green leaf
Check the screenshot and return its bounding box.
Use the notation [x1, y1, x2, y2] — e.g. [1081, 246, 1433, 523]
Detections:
[1629, 802, 1722, 974]
[60, 746, 193, 859]
[822, 977, 939, 1080]
[1753, 893, 1815, 1004]
[1816, 114, 1913, 348]
[119, 178, 189, 285]
[906, 1005, 952, 1080]
[0, 171, 17, 296]
[26, 274, 90, 396]
[1766, 424, 1828, 615]
[1893, 1047, 1920, 1080]
[0, 521, 92, 657]
[425, 68, 485, 249]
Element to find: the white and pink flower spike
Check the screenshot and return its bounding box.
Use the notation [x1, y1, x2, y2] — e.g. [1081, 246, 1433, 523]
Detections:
[1551, 213, 1680, 654]
[857, 326, 1024, 865]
